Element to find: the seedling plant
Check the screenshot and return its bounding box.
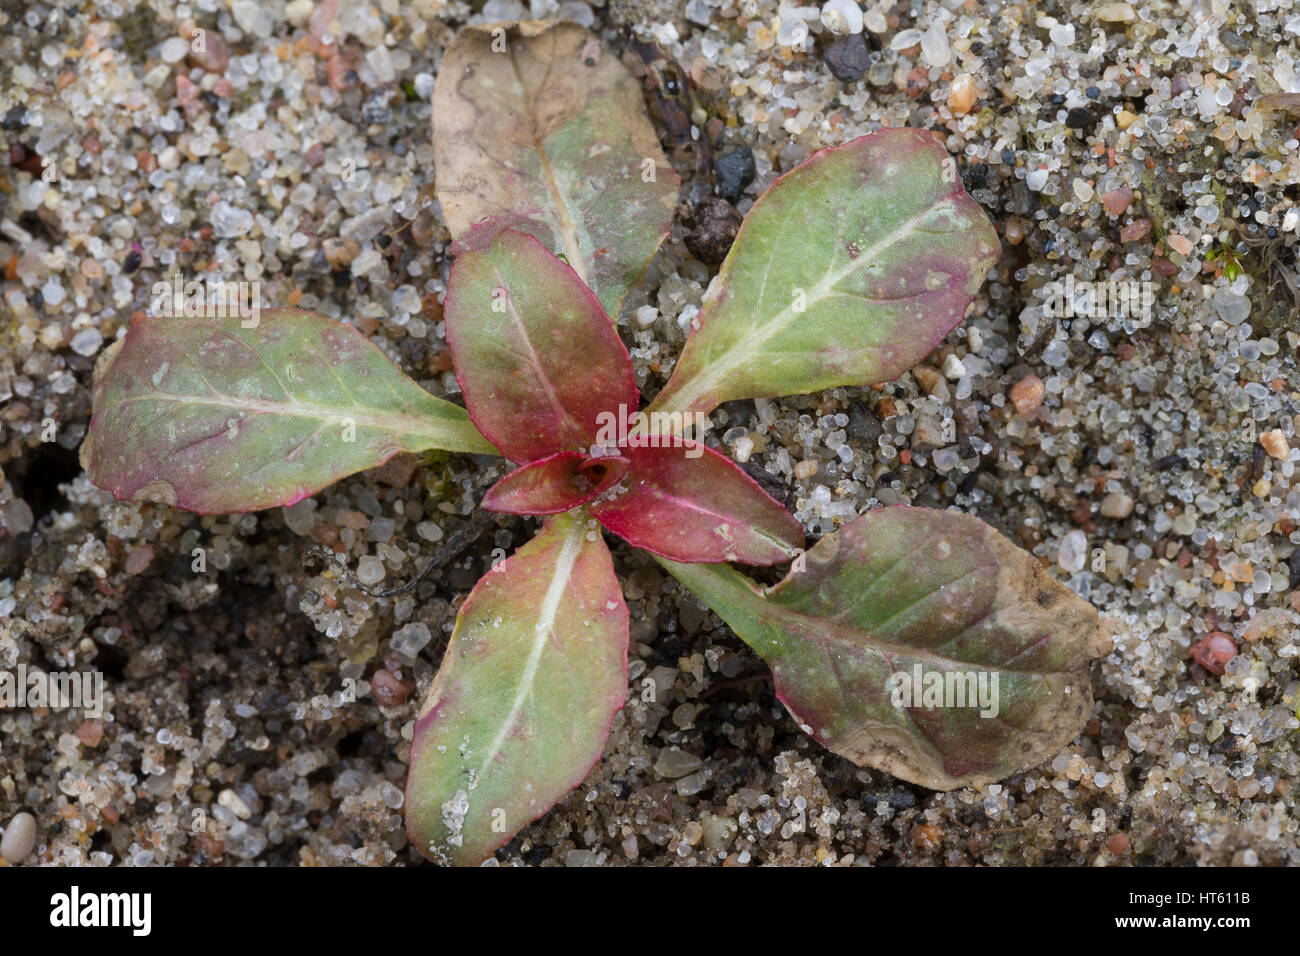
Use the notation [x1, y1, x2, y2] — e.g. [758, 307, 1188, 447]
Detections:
[83, 20, 1105, 865]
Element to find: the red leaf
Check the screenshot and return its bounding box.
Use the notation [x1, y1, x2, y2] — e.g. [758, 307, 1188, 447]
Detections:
[445, 228, 638, 463]
[590, 443, 803, 564]
[482, 452, 630, 515]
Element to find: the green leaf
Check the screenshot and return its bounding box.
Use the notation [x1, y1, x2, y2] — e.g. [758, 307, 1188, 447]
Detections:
[433, 19, 679, 316]
[649, 128, 1001, 418]
[406, 509, 628, 865]
[660, 506, 1108, 790]
[81, 308, 496, 514]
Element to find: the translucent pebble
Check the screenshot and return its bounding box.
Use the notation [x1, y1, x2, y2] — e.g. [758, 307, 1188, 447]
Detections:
[160, 37, 189, 63]
[70, 327, 103, 356]
[211, 200, 254, 238]
[355, 556, 386, 586]
[920, 21, 950, 65]
[391, 622, 432, 659]
[1049, 22, 1075, 46]
[821, 0, 864, 35]
[41, 278, 65, 306]
[685, 0, 712, 26]
[890, 28, 922, 50]
[1058, 530, 1087, 573]
[932, 447, 960, 473]
[1041, 338, 1069, 367]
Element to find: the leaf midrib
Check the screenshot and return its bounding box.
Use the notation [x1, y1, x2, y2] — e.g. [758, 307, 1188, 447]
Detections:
[506, 33, 587, 286]
[654, 195, 962, 416]
[476, 516, 585, 782]
[666, 559, 1075, 677]
[106, 390, 466, 442]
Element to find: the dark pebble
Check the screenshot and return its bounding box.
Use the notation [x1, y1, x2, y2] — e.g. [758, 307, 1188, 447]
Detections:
[1154, 454, 1186, 471]
[822, 33, 871, 83]
[1085, 86, 1101, 99]
[124, 249, 142, 273]
[522, 844, 553, 864]
[685, 196, 742, 264]
[888, 789, 916, 810]
[1065, 106, 1096, 131]
[1219, 28, 1248, 53]
[712, 146, 755, 202]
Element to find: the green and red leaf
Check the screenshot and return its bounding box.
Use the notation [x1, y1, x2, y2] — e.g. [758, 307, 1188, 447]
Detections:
[433, 19, 679, 317]
[590, 443, 803, 565]
[481, 452, 630, 515]
[660, 506, 1108, 789]
[649, 128, 1000, 418]
[406, 509, 629, 865]
[445, 228, 638, 463]
[80, 308, 495, 514]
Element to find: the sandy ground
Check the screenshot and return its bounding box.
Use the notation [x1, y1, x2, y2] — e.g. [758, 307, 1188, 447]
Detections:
[1, 0, 1298, 866]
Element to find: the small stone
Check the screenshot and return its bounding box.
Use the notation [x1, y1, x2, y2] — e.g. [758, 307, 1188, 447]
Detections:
[1115, 109, 1137, 129]
[863, 1, 888, 32]
[1119, 218, 1150, 242]
[188, 30, 230, 73]
[322, 237, 360, 269]
[211, 200, 254, 238]
[282, 498, 317, 535]
[69, 327, 103, 356]
[685, 197, 742, 265]
[1065, 107, 1096, 131]
[1237, 778, 1261, 799]
[1049, 22, 1075, 46]
[942, 353, 966, 379]
[77, 720, 104, 747]
[1009, 374, 1044, 418]
[2, 499, 34, 534]
[1095, 3, 1135, 21]
[1058, 530, 1087, 573]
[355, 556, 386, 586]
[794, 459, 819, 480]
[1, 812, 36, 862]
[1260, 430, 1290, 460]
[391, 622, 432, 659]
[1100, 492, 1134, 519]
[820, 0, 863, 35]
[654, 747, 703, 779]
[823, 34, 871, 83]
[286, 0, 315, 27]
[218, 788, 252, 820]
[224, 821, 267, 859]
[912, 365, 942, 394]
[1107, 833, 1130, 854]
[371, 668, 414, 706]
[159, 37, 189, 64]
[1190, 632, 1236, 675]
[125, 546, 155, 575]
[948, 74, 977, 114]
[1100, 187, 1132, 216]
[919, 22, 949, 66]
[713, 146, 756, 202]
